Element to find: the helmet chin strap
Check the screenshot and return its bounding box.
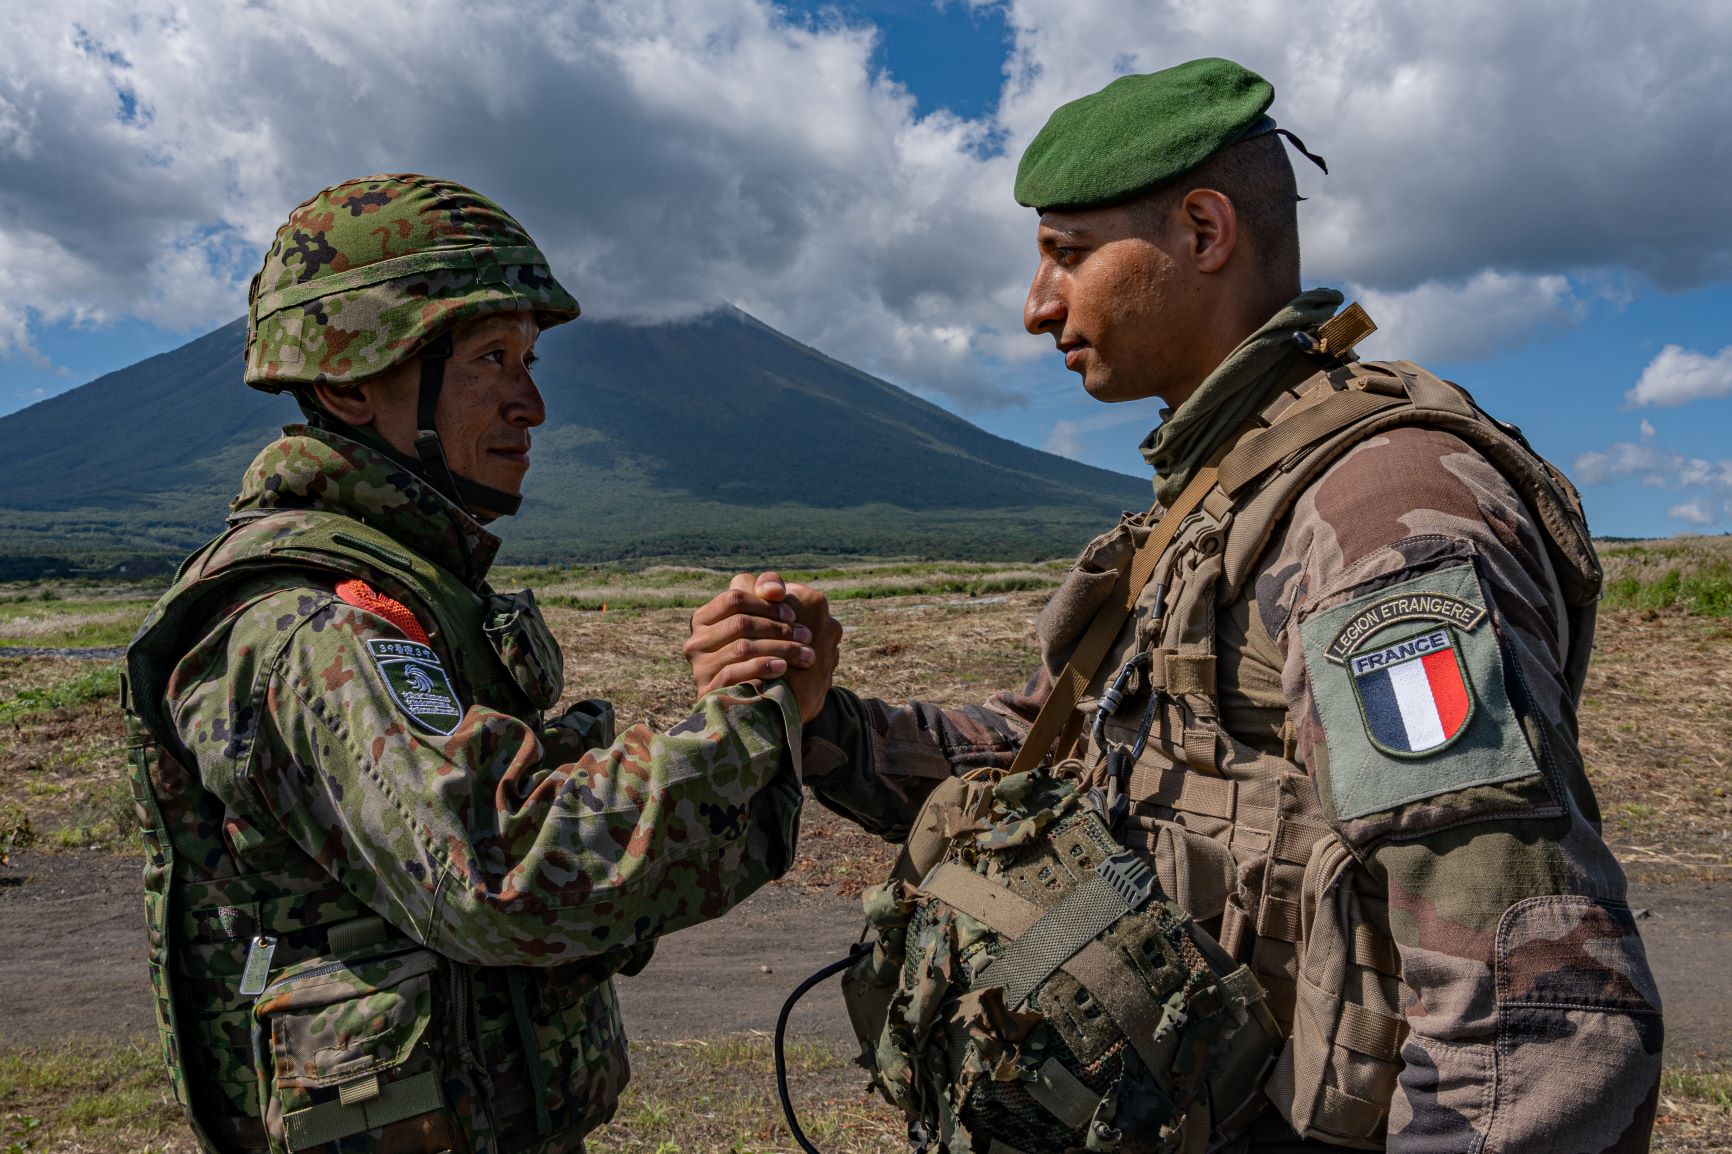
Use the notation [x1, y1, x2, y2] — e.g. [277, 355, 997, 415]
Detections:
[411, 333, 524, 519]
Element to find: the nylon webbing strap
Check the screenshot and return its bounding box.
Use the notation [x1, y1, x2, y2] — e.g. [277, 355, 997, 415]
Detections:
[325, 915, 388, 956]
[920, 863, 1175, 1088]
[507, 971, 554, 1136]
[1007, 462, 1224, 776]
[921, 862, 1040, 936]
[1027, 1057, 1102, 1129]
[283, 1069, 443, 1150]
[981, 874, 1133, 1009]
[1216, 389, 1405, 498]
[1313, 301, 1376, 357]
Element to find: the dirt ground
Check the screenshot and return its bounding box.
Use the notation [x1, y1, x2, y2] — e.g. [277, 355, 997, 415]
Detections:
[2, 577, 1729, 1148]
[2, 825, 1728, 1064]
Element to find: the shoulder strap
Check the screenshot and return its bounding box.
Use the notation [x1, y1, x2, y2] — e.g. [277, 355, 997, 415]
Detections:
[1008, 460, 1224, 776]
[1218, 360, 1601, 605]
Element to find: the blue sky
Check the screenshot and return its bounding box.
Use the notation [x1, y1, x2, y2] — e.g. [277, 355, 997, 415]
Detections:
[3, 1, 1729, 537]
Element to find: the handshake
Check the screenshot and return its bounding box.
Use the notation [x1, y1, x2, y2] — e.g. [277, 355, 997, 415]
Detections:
[683, 571, 844, 723]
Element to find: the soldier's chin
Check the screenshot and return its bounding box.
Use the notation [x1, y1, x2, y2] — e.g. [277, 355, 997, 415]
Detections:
[480, 452, 531, 484]
[1084, 366, 1163, 404]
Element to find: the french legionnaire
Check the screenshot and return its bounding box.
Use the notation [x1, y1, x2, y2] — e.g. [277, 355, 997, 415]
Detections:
[122, 174, 838, 1153]
[688, 59, 1662, 1152]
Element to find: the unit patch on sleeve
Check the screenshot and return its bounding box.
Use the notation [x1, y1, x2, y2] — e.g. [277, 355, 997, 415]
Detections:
[1298, 563, 1539, 820]
[367, 638, 464, 736]
[1345, 626, 1474, 757]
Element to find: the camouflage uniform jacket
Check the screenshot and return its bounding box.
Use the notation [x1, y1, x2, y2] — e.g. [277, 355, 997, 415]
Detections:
[124, 426, 804, 1154]
[804, 324, 1660, 1151]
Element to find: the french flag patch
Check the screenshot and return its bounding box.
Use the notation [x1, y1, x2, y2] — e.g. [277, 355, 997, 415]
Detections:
[1350, 628, 1474, 756]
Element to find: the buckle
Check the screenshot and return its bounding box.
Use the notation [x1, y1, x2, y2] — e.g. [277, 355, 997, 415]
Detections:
[1097, 850, 1156, 910]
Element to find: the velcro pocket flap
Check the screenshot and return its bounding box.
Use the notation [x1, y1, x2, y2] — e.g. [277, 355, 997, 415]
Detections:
[1147, 821, 1235, 923]
[255, 950, 438, 1089]
[485, 588, 565, 710]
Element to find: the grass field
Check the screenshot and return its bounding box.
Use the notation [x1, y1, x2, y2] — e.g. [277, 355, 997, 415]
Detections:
[2, 541, 1729, 1152]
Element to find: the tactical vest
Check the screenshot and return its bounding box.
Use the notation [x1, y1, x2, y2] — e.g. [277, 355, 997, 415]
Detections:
[123, 510, 636, 1154]
[1045, 357, 1600, 1148]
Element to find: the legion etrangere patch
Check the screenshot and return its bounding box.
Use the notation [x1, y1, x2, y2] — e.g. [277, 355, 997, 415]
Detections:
[368, 638, 464, 735]
[1298, 562, 1539, 820]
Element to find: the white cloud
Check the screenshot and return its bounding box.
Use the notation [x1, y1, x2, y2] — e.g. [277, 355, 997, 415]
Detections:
[0, 0, 1729, 403]
[1350, 271, 1579, 362]
[1575, 421, 1732, 528]
[1667, 499, 1718, 526]
[1043, 418, 1083, 459]
[1003, 1, 1732, 285]
[1626, 344, 1732, 408]
[0, 1, 1032, 404]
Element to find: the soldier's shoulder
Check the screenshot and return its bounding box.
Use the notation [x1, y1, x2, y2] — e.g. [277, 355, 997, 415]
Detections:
[1289, 419, 1538, 563]
[216, 572, 343, 642]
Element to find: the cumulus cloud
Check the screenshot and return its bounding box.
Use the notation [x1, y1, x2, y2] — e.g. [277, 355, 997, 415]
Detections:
[1008, 0, 1732, 292]
[1043, 419, 1083, 459]
[1575, 422, 1732, 528]
[1351, 271, 1579, 362]
[0, 1, 1032, 405]
[1, 0, 1729, 404]
[1627, 344, 1732, 407]
[1667, 499, 1717, 526]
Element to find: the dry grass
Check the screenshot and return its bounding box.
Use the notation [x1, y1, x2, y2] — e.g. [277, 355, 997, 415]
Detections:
[0, 658, 133, 853]
[1580, 608, 1732, 881]
[0, 1038, 192, 1154]
[1655, 1060, 1732, 1153]
[1601, 536, 1732, 617]
[3, 1036, 1724, 1154]
[0, 588, 155, 650]
[0, 1033, 907, 1154]
[1, 549, 1729, 1151]
[589, 1034, 902, 1154]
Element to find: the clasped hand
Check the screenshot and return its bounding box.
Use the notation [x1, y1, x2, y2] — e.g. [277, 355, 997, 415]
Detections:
[684, 572, 841, 723]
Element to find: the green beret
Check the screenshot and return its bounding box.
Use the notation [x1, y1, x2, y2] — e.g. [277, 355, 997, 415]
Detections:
[1015, 58, 1280, 211]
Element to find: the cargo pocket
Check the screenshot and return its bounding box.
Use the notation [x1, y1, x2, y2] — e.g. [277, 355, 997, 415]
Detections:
[1266, 835, 1407, 1150]
[1485, 896, 1662, 1151]
[1125, 818, 1235, 925]
[475, 963, 632, 1149]
[252, 949, 458, 1153]
[484, 589, 564, 710]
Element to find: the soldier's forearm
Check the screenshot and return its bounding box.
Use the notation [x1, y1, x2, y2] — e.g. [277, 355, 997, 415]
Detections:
[802, 684, 1033, 841]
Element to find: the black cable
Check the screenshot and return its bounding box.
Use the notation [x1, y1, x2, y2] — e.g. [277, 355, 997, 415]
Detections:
[776, 942, 873, 1154]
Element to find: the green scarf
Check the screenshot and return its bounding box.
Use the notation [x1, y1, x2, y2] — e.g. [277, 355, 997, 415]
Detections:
[1140, 288, 1344, 507]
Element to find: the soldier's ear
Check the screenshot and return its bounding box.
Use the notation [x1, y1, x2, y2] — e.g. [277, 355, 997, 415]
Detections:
[309, 379, 377, 427]
[1179, 188, 1237, 273]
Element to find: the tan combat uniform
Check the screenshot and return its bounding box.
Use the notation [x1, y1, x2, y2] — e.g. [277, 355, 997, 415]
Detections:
[803, 306, 1661, 1152]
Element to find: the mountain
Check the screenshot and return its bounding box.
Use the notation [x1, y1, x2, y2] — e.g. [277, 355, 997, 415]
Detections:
[0, 307, 1149, 576]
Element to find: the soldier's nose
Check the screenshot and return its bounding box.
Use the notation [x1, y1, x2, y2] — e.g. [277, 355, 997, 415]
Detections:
[1024, 275, 1065, 335]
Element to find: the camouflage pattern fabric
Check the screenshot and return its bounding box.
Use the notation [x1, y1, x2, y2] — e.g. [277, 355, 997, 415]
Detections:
[127, 426, 803, 1153]
[802, 300, 1659, 1151]
[847, 770, 1276, 1153]
[244, 174, 580, 391]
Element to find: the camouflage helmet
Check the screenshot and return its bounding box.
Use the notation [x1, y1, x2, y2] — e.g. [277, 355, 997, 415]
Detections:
[244, 174, 580, 391]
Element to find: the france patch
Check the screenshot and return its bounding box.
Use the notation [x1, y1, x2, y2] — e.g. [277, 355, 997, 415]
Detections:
[1349, 627, 1474, 756]
[1298, 562, 1540, 821]
[368, 638, 463, 736]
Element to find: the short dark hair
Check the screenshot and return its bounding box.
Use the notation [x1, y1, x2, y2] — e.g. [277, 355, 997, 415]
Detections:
[1133, 132, 1301, 290]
